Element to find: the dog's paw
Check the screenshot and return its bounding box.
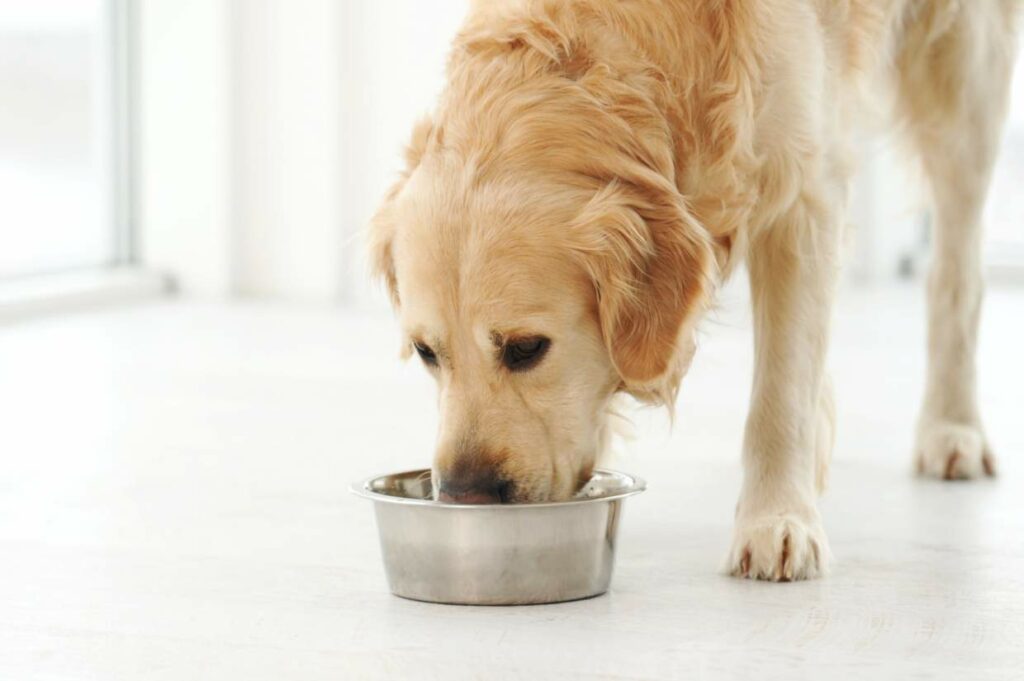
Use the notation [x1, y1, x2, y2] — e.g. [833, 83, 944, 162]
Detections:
[726, 512, 830, 582]
[916, 420, 995, 480]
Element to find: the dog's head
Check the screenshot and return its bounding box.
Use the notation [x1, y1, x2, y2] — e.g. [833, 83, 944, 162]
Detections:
[369, 23, 714, 502]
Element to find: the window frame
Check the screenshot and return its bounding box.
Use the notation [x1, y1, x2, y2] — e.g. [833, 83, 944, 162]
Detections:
[0, 1, 168, 319]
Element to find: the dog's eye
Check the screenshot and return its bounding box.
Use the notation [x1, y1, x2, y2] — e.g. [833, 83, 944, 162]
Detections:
[413, 341, 438, 367]
[502, 337, 551, 372]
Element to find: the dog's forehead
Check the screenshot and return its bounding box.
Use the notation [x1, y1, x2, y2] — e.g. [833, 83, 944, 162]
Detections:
[395, 230, 589, 347]
[397, 238, 575, 321]
[395, 182, 580, 293]
[391, 161, 596, 342]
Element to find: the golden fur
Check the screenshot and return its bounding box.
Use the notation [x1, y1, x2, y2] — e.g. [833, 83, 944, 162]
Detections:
[370, 0, 1019, 579]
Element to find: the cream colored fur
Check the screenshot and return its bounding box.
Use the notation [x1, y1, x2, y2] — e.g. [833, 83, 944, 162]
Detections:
[369, 0, 1019, 581]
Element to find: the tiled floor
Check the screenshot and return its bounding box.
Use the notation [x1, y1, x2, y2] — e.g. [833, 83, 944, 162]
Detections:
[1, 281, 1022, 680]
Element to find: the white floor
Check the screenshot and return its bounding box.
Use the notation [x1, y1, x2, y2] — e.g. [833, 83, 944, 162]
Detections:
[1, 282, 1022, 680]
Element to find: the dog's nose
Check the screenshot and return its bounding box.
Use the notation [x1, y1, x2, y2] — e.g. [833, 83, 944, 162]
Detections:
[436, 467, 508, 504]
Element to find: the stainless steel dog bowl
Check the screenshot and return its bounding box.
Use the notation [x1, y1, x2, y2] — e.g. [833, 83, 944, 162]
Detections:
[351, 468, 645, 605]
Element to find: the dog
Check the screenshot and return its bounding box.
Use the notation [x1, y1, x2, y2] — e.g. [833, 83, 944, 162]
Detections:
[368, 0, 1019, 580]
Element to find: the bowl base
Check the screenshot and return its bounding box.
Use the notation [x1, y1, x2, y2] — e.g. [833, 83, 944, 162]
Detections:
[389, 588, 608, 606]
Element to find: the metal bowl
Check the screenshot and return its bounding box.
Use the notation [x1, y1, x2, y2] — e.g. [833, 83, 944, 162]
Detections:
[351, 468, 645, 605]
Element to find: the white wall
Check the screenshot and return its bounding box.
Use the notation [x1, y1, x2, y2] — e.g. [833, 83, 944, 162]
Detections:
[338, 0, 469, 309]
[231, 0, 342, 300]
[137, 0, 468, 303]
[139, 0, 344, 300]
[137, 0, 231, 297]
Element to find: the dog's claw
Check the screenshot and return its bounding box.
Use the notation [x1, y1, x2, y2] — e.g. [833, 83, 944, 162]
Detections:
[727, 513, 828, 581]
[778, 534, 791, 582]
[982, 451, 996, 477]
[917, 421, 994, 481]
[739, 548, 751, 577]
[943, 451, 961, 480]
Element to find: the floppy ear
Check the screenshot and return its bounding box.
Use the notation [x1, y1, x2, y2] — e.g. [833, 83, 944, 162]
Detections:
[368, 117, 435, 308]
[573, 178, 714, 395]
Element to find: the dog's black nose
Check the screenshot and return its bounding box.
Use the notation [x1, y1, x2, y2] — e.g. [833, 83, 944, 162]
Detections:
[437, 465, 509, 504]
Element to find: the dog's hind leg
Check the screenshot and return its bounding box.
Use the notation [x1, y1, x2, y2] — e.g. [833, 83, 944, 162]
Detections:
[895, 1, 1018, 480]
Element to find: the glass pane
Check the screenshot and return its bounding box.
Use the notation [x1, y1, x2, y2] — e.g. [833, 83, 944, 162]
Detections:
[0, 0, 115, 279]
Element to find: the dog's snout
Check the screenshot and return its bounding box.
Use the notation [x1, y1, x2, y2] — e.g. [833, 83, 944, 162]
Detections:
[436, 460, 510, 504]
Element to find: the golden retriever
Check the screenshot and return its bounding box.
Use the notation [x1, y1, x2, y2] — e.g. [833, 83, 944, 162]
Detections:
[368, 0, 1019, 580]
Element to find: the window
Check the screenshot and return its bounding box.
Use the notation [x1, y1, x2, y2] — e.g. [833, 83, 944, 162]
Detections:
[0, 0, 130, 280]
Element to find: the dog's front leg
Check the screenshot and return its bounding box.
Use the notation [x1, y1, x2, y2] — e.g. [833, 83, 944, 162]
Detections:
[726, 202, 840, 581]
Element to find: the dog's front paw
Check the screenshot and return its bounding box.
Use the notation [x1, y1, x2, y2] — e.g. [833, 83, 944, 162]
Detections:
[726, 511, 830, 581]
[916, 420, 995, 480]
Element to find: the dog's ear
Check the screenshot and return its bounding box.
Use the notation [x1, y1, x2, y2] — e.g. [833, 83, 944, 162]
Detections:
[368, 117, 435, 308]
[573, 178, 713, 394]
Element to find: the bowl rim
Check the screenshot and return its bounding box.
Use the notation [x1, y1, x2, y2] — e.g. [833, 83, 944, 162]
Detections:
[349, 467, 646, 509]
